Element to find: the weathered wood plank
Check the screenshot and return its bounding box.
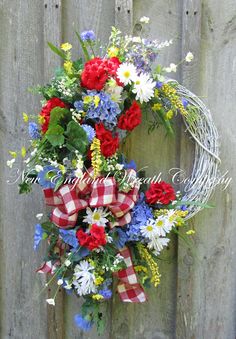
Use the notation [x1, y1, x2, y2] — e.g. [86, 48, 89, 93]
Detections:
[43, 1, 65, 338]
[115, 0, 133, 34]
[177, 1, 236, 338]
[0, 1, 48, 338]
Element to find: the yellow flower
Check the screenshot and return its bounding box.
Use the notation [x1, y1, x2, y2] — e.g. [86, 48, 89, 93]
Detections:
[22, 112, 28, 122]
[9, 151, 17, 158]
[186, 229, 195, 235]
[134, 265, 148, 273]
[21, 146, 26, 158]
[93, 95, 100, 108]
[154, 89, 159, 97]
[61, 42, 72, 51]
[58, 164, 66, 174]
[92, 294, 104, 301]
[166, 110, 174, 120]
[95, 276, 104, 286]
[108, 46, 119, 57]
[90, 138, 102, 178]
[83, 96, 93, 104]
[137, 243, 161, 287]
[152, 103, 162, 111]
[38, 115, 45, 124]
[64, 60, 73, 74]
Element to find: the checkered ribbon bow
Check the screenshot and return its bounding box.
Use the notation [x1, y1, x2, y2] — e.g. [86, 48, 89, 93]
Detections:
[43, 169, 139, 229]
[116, 247, 147, 302]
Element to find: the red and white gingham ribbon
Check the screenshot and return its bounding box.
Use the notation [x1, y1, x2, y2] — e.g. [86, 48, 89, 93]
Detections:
[43, 169, 139, 229]
[116, 247, 147, 302]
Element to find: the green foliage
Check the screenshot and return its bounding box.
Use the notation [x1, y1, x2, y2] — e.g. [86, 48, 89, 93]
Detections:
[18, 181, 32, 194]
[75, 31, 90, 61]
[46, 125, 65, 146]
[65, 121, 88, 154]
[47, 42, 67, 60]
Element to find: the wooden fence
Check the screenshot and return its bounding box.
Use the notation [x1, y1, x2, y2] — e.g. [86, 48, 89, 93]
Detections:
[0, 0, 235, 338]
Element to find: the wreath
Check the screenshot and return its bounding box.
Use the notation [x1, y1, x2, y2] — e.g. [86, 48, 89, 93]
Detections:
[10, 17, 220, 333]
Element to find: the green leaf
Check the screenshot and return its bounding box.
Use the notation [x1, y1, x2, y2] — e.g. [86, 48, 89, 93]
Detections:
[46, 125, 65, 146]
[65, 121, 88, 154]
[73, 58, 83, 71]
[47, 42, 67, 60]
[49, 107, 69, 127]
[75, 31, 90, 61]
[54, 175, 65, 192]
[19, 182, 32, 194]
[173, 200, 214, 209]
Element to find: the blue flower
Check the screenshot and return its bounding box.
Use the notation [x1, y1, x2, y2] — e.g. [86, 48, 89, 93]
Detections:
[37, 165, 62, 189]
[156, 81, 163, 89]
[122, 158, 137, 171]
[181, 205, 188, 211]
[81, 124, 95, 143]
[81, 91, 121, 129]
[125, 193, 153, 241]
[74, 101, 84, 111]
[34, 224, 43, 251]
[59, 229, 78, 249]
[74, 314, 93, 332]
[28, 122, 40, 139]
[182, 98, 189, 108]
[112, 227, 128, 249]
[98, 288, 112, 299]
[80, 30, 96, 42]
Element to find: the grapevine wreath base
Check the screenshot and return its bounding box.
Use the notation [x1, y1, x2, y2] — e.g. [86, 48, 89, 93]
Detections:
[10, 19, 220, 333]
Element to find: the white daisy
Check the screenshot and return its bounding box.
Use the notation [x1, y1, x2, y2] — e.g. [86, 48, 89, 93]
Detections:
[132, 73, 156, 103]
[117, 62, 137, 85]
[72, 260, 96, 296]
[140, 219, 158, 239]
[155, 214, 174, 237]
[147, 236, 170, 254]
[83, 207, 110, 226]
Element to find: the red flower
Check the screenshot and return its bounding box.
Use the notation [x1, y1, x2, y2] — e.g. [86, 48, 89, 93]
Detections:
[81, 57, 108, 91]
[76, 224, 107, 251]
[145, 181, 176, 205]
[81, 57, 122, 91]
[117, 101, 142, 131]
[40, 98, 66, 133]
[95, 123, 119, 157]
[105, 57, 123, 86]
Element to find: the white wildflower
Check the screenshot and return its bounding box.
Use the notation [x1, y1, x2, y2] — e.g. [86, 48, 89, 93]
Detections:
[165, 63, 177, 73]
[36, 213, 43, 220]
[64, 259, 71, 267]
[46, 298, 55, 306]
[57, 279, 63, 286]
[6, 159, 15, 168]
[140, 16, 150, 24]
[35, 165, 43, 172]
[185, 52, 194, 62]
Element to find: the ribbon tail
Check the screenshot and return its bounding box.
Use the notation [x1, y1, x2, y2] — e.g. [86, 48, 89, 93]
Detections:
[116, 247, 147, 303]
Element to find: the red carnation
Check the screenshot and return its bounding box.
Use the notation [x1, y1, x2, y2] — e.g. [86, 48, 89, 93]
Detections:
[81, 57, 109, 91]
[95, 123, 119, 157]
[76, 224, 107, 251]
[40, 97, 66, 133]
[117, 101, 142, 131]
[145, 181, 176, 205]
